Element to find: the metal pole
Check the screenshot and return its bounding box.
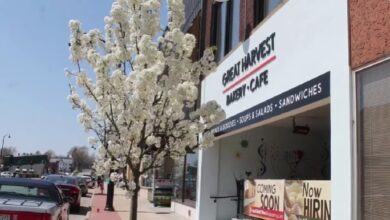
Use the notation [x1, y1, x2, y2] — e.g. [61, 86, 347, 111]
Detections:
[152, 168, 155, 204]
[105, 169, 115, 211]
[181, 154, 187, 203]
[1, 135, 6, 158]
[0, 134, 11, 169]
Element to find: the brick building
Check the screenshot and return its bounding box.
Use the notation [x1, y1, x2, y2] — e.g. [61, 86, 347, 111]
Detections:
[171, 1, 390, 220]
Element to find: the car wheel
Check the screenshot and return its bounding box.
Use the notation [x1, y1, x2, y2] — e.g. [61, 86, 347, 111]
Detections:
[72, 204, 81, 213]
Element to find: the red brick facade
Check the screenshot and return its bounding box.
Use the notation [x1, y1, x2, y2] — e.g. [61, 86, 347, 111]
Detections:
[240, 0, 255, 41]
[202, 0, 214, 49]
[350, 0, 390, 69]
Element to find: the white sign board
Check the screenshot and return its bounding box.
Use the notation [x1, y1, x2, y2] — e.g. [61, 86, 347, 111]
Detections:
[201, 0, 347, 135]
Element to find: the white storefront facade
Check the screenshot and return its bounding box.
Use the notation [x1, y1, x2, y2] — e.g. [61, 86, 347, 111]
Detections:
[196, 1, 351, 220]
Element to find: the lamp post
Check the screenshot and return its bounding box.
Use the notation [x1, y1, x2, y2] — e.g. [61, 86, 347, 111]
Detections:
[105, 156, 116, 211]
[0, 134, 11, 170]
[105, 168, 115, 211]
[1, 134, 11, 158]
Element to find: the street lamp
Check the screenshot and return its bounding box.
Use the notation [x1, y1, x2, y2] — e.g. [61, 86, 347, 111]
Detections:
[0, 134, 11, 171]
[1, 133, 11, 158]
[105, 157, 115, 211]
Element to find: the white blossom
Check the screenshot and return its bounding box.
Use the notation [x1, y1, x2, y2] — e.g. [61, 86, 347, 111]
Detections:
[66, 0, 225, 197]
[110, 172, 119, 182]
[69, 20, 80, 32]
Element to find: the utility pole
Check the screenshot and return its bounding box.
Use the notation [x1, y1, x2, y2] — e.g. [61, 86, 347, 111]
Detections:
[0, 133, 11, 157]
[0, 134, 11, 170]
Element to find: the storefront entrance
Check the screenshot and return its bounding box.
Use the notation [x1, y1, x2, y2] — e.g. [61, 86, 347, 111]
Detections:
[205, 103, 330, 219]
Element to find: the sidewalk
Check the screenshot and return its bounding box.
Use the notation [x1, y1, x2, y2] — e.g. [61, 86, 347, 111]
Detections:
[89, 186, 121, 220]
[89, 185, 190, 220]
[113, 187, 190, 220]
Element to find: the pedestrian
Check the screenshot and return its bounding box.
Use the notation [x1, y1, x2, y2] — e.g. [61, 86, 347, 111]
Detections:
[97, 176, 104, 194]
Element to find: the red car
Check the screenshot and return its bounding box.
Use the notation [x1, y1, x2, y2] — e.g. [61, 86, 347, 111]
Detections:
[45, 175, 81, 212]
[0, 177, 70, 220]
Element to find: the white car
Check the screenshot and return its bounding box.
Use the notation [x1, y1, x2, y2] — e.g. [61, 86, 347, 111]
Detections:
[0, 171, 12, 177]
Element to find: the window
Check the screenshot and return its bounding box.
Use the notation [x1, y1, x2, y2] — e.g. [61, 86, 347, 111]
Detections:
[211, 1, 240, 62]
[265, 0, 283, 15]
[210, 3, 219, 48]
[254, 0, 265, 25]
[216, 2, 227, 61]
[172, 151, 198, 207]
[254, 0, 283, 27]
[357, 60, 390, 220]
[0, 185, 51, 199]
[46, 176, 77, 185]
[228, 0, 240, 51]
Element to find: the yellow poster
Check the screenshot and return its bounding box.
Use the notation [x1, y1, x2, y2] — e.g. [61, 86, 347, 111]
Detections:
[284, 180, 331, 220]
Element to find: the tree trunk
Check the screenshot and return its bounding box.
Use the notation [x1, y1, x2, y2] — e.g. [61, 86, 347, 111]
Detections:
[129, 176, 140, 220]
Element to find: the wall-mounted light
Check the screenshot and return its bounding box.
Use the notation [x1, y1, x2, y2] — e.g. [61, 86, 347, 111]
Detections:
[292, 117, 310, 135]
[214, 0, 229, 3]
[240, 140, 249, 148]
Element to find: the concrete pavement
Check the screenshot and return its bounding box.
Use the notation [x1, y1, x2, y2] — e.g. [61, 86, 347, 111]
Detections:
[69, 193, 92, 220]
[89, 184, 190, 220]
[89, 186, 121, 220]
[113, 187, 190, 220]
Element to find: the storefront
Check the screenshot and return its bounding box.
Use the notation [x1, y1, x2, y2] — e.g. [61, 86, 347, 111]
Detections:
[196, 1, 351, 220]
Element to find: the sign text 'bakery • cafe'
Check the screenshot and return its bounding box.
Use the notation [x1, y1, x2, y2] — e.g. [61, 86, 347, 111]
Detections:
[222, 32, 276, 106]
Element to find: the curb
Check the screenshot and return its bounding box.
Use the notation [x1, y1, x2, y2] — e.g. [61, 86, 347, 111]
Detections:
[84, 189, 95, 220]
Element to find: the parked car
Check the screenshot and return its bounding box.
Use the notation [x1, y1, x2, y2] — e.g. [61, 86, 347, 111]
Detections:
[0, 177, 70, 220]
[0, 171, 12, 177]
[80, 175, 95, 188]
[76, 176, 88, 197]
[45, 175, 81, 211]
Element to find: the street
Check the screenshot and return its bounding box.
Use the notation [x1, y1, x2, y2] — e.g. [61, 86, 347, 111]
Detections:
[70, 192, 92, 220]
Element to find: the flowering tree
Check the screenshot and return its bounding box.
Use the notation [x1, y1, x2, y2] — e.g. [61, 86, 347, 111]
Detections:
[66, 0, 225, 219]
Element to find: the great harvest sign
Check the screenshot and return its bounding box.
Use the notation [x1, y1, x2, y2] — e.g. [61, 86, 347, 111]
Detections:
[222, 32, 276, 106]
[201, 0, 349, 137]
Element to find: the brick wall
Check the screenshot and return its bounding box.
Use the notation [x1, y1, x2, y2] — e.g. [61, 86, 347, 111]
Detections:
[350, 0, 390, 69]
[202, 0, 214, 49]
[187, 14, 202, 60]
[240, 0, 255, 41]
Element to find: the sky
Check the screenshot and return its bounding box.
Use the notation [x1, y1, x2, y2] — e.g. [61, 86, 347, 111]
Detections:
[0, 0, 168, 156]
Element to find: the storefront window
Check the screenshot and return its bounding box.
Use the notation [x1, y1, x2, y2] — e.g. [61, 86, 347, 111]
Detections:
[172, 152, 198, 207]
[357, 60, 390, 220]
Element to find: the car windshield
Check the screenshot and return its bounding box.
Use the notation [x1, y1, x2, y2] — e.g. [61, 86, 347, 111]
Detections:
[46, 176, 76, 185]
[0, 184, 52, 200]
[77, 177, 86, 184]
